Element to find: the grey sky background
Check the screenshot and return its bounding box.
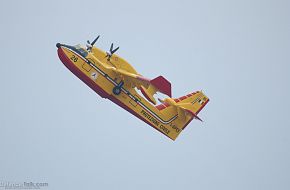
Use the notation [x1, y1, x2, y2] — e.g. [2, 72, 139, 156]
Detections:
[0, 0, 289, 189]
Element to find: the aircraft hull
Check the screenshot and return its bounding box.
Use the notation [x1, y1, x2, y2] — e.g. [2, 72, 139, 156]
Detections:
[57, 45, 199, 140]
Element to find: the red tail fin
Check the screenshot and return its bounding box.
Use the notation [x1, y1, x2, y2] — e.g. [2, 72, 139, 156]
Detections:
[150, 76, 172, 97]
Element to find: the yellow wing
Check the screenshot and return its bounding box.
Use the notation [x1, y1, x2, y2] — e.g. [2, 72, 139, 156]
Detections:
[107, 67, 172, 105]
[90, 46, 172, 104]
[90, 46, 138, 75]
[107, 67, 150, 89]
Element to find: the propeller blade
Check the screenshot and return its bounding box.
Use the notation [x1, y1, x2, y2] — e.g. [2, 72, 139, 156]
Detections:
[91, 35, 100, 46]
[86, 40, 92, 50]
[111, 46, 119, 54]
[110, 43, 114, 52]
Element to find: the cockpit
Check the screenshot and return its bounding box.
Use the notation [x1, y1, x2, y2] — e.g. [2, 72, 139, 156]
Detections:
[59, 44, 88, 58]
[73, 44, 88, 58]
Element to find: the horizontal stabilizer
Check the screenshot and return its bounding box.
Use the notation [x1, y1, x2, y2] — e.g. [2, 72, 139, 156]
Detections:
[179, 105, 203, 122]
[156, 91, 209, 123]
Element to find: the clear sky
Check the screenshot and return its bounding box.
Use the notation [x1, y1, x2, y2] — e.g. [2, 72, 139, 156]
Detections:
[0, 0, 289, 189]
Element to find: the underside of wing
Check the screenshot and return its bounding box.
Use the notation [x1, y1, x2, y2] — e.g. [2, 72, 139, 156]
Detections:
[104, 63, 172, 105]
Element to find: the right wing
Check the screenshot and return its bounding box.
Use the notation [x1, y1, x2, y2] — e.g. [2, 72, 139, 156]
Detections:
[107, 67, 172, 104]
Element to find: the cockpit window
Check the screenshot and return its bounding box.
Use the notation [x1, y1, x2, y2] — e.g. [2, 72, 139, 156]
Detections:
[74, 44, 88, 58]
[61, 44, 88, 58]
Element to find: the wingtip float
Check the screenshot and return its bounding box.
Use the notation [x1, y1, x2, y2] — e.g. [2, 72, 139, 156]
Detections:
[56, 36, 209, 140]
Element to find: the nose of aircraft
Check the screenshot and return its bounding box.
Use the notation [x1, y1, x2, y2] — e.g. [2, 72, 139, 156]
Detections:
[57, 43, 67, 66]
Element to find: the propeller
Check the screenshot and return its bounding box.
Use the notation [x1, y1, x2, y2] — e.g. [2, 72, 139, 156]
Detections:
[86, 35, 100, 51]
[105, 43, 119, 61]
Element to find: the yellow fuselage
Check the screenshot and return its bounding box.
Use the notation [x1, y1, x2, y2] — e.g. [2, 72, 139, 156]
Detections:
[57, 44, 192, 140]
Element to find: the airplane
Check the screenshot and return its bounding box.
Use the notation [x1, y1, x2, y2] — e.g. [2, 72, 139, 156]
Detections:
[56, 36, 209, 140]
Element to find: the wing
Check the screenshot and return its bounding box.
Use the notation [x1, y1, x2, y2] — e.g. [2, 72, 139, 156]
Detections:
[108, 67, 172, 105]
[109, 67, 150, 88]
